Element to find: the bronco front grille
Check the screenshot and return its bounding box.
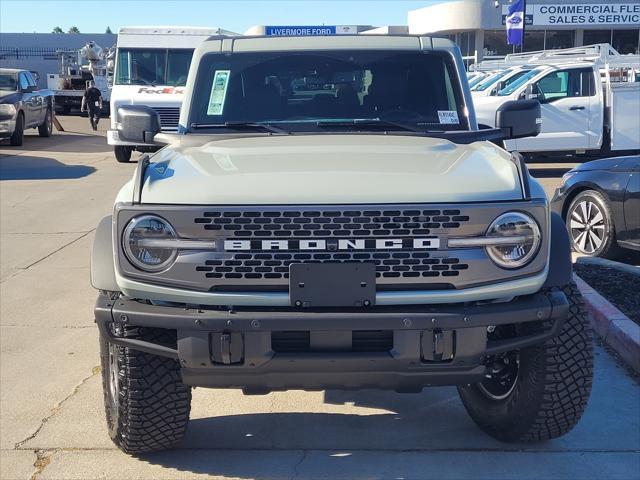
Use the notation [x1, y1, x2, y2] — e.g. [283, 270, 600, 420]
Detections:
[194, 208, 470, 237]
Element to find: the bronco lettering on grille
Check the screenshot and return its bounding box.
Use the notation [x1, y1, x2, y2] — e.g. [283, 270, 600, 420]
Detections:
[223, 238, 440, 251]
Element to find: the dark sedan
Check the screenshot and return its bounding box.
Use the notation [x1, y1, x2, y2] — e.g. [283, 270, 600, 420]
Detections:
[551, 155, 639, 258]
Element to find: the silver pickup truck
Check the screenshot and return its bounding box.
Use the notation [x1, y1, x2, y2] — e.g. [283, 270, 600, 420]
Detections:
[92, 34, 593, 453]
[0, 68, 54, 146]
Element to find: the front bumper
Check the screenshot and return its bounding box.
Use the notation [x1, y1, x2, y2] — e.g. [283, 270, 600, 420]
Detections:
[0, 119, 16, 137]
[95, 289, 569, 393]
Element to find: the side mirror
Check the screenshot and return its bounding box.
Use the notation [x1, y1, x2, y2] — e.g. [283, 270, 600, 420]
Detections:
[496, 99, 541, 139]
[525, 83, 540, 101]
[22, 85, 37, 93]
[116, 105, 161, 144]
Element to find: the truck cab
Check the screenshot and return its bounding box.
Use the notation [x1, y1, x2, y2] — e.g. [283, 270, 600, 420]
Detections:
[92, 34, 593, 454]
[108, 26, 237, 162]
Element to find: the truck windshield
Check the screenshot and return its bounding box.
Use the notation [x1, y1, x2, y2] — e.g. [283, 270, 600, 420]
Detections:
[0, 73, 17, 91]
[115, 48, 193, 86]
[189, 50, 468, 133]
[471, 70, 508, 92]
[497, 67, 545, 96]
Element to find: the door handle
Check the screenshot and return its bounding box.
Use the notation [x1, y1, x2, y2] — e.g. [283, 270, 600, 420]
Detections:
[570, 106, 586, 111]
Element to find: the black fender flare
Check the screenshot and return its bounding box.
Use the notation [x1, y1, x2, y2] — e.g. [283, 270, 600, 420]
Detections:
[543, 212, 573, 289]
[91, 216, 119, 292]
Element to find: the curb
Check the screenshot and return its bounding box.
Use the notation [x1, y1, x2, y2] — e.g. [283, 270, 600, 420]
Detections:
[574, 274, 640, 373]
[576, 256, 640, 278]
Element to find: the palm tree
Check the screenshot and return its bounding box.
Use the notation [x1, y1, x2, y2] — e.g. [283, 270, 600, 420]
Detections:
[105, 26, 113, 34]
[68, 26, 80, 34]
[52, 26, 64, 34]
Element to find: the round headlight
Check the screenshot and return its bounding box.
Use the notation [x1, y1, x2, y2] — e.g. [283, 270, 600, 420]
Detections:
[485, 212, 541, 269]
[123, 215, 178, 272]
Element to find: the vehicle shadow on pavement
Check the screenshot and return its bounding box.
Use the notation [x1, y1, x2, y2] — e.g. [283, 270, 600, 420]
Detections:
[0, 155, 96, 180]
[0, 132, 111, 154]
[528, 167, 573, 178]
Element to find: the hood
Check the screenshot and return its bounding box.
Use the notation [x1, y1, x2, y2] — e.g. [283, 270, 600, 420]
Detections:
[0, 91, 19, 102]
[572, 156, 628, 173]
[140, 135, 522, 205]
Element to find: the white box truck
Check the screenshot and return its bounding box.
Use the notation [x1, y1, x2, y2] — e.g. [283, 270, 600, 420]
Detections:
[108, 26, 237, 163]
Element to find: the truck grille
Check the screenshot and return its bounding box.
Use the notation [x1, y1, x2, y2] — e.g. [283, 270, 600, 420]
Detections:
[194, 208, 470, 237]
[151, 107, 180, 130]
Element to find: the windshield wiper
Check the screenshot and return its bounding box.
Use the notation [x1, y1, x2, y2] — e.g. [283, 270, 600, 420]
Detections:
[190, 122, 289, 134]
[315, 118, 424, 133]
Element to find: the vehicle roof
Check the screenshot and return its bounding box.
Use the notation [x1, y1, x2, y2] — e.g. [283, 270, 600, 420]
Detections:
[118, 26, 235, 36]
[198, 34, 455, 53]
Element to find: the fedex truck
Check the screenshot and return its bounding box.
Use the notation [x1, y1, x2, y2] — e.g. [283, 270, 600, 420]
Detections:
[109, 26, 237, 162]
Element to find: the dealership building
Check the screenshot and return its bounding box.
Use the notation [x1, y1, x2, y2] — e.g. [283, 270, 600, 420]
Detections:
[408, 0, 640, 62]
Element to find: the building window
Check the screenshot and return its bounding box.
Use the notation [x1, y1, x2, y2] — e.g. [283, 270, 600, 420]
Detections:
[612, 30, 640, 55]
[522, 31, 545, 52]
[545, 31, 575, 50]
[484, 30, 513, 57]
[584, 29, 640, 54]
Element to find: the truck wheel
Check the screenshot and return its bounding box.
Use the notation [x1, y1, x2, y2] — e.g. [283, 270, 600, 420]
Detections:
[566, 190, 620, 259]
[458, 282, 593, 442]
[9, 113, 24, 146]
[38, 108, 53, 137]
[100, 325, 191, 453]
[114, 146, 133, 163]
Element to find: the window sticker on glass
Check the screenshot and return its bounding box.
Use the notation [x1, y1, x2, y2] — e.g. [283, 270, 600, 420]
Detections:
[207, 70, 231, 115]
[438, 110, 459, 124]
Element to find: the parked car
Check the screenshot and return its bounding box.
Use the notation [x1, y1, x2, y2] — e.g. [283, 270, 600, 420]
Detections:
[0, 68, 55, 146]
[551, 155, 640, 258]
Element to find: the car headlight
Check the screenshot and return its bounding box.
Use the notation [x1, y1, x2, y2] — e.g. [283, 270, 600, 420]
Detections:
[123, 215, 178, 272]
[485, 212, 541, 269]
[0, 104, 17, 116]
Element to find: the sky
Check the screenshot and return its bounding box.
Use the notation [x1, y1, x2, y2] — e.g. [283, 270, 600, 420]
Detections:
[0, 0, 441, 34]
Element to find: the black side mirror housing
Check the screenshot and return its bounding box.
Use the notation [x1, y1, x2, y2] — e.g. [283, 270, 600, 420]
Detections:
[495, 100, 541, 140]
[116, 105, 161, 144]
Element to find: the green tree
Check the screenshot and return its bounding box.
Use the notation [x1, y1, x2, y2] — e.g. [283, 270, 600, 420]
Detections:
[68, 26, 80, 34]
[105, 26, 113, 34]
[52, 26, 64, 34]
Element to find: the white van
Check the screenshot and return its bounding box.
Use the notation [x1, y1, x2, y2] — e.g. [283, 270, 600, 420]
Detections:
[109, 26, 237, 162]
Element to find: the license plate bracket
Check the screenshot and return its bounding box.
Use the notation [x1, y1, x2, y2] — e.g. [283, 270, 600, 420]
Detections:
[289, 263, 376, 308]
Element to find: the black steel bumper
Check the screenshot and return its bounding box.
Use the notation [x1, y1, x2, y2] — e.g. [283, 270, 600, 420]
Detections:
[95, 290, 569, 392]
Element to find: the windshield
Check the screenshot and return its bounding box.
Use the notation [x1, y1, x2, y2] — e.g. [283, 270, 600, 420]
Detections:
[498, 67, 545, 96]
[467, 74, 487, 89]
[0, 73, 17, 91]
[115, 48, 194, 86]
[189, 50, 468, 133]
[471, 70, 508, 92]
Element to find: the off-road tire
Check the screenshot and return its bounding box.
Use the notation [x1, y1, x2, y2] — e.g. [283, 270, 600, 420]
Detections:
[9, 112, 24, 146]
[458, 282, 593, 442]
[114, 146, 133, 163]
[566, 189, 620, 259]
[38, 107, 53, 137]
[100, 326, 191, 453]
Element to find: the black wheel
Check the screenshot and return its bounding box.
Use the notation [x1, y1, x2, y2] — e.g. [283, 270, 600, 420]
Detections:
[458, 282, 593, 443]
[9, 112, 24, 146]
[38, 108, 53, 137]
[100, 325, 191, 453]
[114, 146, 133, 163]
[566, 190, 619, 258]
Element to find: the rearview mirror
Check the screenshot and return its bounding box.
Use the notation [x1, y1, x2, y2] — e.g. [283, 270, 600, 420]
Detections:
[116, 105, 161, 144]
[495, 100, 541, 139]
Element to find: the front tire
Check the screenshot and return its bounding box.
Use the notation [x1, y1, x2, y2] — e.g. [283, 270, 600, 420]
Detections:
[38, 108, 53, 137]
[458, 283, 593, 442]
[100, 325, 191, 453]
[114, 146, 133, 163]
[566, 190, 619, 258]
[9, 112, 24, 146]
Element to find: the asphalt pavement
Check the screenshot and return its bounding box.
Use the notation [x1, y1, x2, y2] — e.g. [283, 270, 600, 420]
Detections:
[1, 116, 639, 480]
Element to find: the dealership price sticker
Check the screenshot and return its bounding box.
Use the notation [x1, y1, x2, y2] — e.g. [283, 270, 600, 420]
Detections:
[438, 110, 459, 125]
[207, 70, 231, 115]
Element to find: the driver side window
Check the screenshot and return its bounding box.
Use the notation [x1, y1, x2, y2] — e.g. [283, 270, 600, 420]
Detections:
[18, 73, 30, 91]
[533, 69, 590, 103]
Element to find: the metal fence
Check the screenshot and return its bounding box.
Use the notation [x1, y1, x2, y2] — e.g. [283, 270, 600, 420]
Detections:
[0, 47, 59, 60]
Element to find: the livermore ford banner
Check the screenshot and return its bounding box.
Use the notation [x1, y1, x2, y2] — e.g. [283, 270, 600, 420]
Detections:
[533, 3, 640, 26]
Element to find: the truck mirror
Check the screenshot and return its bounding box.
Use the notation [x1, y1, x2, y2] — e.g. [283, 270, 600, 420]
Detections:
[525, 83, 540, 100]
[495, 99, 541, 139]
[116, 105, 161, 144]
